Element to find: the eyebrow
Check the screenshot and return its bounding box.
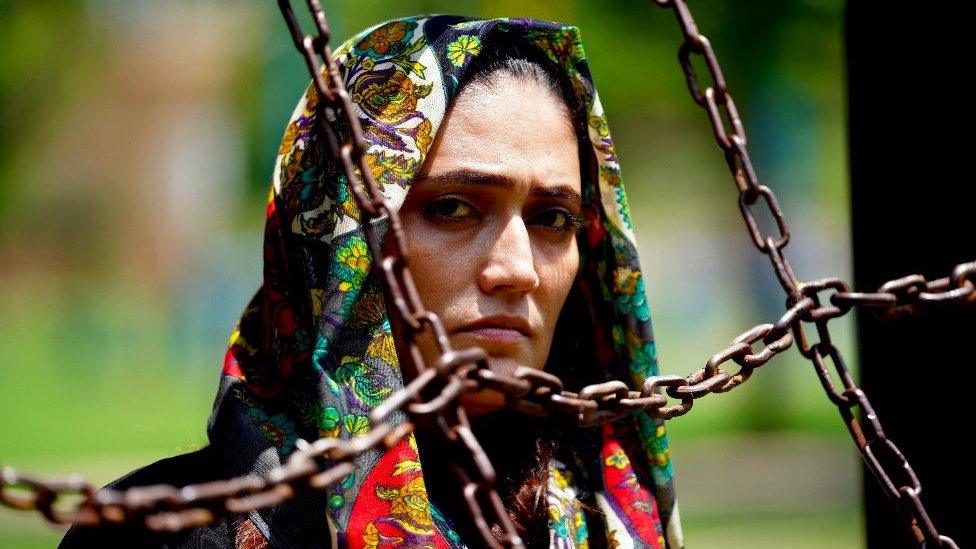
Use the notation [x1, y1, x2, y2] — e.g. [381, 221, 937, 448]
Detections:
[415, 168, 582, 206]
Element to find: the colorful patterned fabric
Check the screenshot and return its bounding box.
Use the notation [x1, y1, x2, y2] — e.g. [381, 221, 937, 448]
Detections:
[207, 15, 684, 548]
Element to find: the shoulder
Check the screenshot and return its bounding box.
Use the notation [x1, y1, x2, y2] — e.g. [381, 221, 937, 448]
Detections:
[98, 445, 224, 490]
[58, 446, 236, 549]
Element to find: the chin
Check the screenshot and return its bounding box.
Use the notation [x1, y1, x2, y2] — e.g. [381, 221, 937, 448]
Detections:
[458, 387, 507, 417]
[482, 354, 533, 377]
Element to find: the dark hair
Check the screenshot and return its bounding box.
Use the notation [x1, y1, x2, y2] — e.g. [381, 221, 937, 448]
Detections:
[456, 38, 590, 140]
[414, 41, 603, 547]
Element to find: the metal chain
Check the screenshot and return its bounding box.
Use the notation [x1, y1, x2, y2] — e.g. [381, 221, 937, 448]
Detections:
[2, 257, 968, 542]
[277, 1, 523, 546]
[0, 421, 410, 531]
[1, 1, 972, 548]
[650, 0, 965, 546]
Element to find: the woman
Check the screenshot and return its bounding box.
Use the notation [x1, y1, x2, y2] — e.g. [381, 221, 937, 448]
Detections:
[61, 14, 683, 548]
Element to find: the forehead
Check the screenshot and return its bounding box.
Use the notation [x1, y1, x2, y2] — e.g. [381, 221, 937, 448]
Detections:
[416, 75, 581, 194]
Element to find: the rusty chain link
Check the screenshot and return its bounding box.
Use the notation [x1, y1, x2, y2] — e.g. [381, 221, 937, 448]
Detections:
[1, 421, 410, 532]
[2, 255, 969, 541]
[652, 0, 966, 546]
[1, 1, 971, 547]
[277, 1, 523, 545]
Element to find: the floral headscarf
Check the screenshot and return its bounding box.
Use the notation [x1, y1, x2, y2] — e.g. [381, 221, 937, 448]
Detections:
[208, 14, 684, 549]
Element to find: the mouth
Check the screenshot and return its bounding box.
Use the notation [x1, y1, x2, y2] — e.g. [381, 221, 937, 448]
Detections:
[454, 314, 533, 346]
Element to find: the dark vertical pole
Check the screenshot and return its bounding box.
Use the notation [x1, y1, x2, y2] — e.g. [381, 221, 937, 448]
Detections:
[846, 2, 974, 548]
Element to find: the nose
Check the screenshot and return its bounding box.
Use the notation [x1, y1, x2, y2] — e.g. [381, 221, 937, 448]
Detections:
[478, 215, 540, 296]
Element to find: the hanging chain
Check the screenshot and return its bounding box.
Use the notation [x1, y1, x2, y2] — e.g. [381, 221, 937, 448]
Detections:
[1, 1, 971, 547]
[650, 0, 966, 546]
[276, 1, 524, 546]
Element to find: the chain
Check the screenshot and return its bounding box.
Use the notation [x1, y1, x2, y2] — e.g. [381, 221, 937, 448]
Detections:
[650, 1, 965, 546]
[1, 2, 972, 548]
[0, 422, 410, 531]
[277, 1, 524, 546]
[2, 258, 968, 539]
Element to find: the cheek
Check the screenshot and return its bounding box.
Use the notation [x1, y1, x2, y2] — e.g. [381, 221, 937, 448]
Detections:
[536, 238, 580, 313]
[398, 216, 473, 310]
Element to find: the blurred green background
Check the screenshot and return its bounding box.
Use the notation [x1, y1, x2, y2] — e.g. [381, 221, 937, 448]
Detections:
[0, 0, 859, 546]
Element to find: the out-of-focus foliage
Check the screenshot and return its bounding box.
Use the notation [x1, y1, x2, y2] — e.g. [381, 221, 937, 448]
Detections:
[0, 1, 860, 546]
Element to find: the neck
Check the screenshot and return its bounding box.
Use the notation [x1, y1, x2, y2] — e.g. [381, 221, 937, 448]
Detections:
[415, 408, 553, 545]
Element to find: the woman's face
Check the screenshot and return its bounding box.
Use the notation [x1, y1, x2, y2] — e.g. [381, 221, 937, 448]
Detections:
[392, 72, 582, 415]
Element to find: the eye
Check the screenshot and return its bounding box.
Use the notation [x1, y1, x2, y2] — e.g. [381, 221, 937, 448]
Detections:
[531, 208, 583, 233]
[422, 197, 478, 221]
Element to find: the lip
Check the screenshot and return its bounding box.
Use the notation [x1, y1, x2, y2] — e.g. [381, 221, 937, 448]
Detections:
[455, 314, 533, 341]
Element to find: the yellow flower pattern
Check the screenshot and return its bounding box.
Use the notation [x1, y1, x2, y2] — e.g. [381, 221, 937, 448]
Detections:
[446, 34, 482, 67]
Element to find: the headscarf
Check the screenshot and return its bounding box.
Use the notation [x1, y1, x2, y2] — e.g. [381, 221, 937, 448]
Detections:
[208, 14, 684, 549]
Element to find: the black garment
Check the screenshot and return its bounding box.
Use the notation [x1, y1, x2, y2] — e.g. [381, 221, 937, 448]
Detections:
[59, 447, 235, 548]
[58, 446, 331, 548]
